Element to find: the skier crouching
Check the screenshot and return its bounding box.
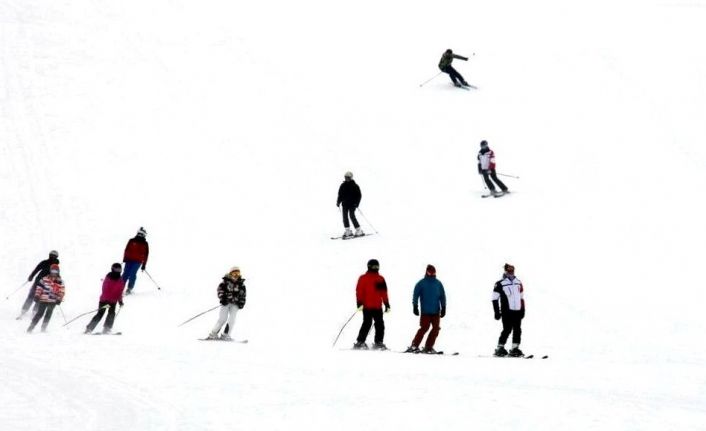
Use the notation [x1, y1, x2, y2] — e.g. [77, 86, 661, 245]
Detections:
[206, 267, 246, 340]
[492, 263, 525, 357]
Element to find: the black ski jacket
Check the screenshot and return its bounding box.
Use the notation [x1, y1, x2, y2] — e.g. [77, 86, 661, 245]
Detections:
[28, 256, 60, 283]
[337, 180, 362, 208]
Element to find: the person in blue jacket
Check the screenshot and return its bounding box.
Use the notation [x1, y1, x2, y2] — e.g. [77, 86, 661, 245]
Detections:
[405, 264, 447, 354]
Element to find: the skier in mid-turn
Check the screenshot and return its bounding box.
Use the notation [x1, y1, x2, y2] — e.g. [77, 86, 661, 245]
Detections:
[438, 49, 470, 88]
[336, 171, 363, 239]
[492, 263, 525, 357]
[478, 140, 509, 197]
[206, 267, 246, 340]
[85, 263, 126, 334]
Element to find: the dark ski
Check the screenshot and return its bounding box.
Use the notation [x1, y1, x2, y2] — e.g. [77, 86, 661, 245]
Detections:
[330, 233, 375, 240]
[199, 338, 248, 343]
[92, 332, 122, 336]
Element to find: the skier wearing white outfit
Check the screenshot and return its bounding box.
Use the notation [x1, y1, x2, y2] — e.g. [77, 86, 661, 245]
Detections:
[207, 267, 246, 340]
[492, 263, 525, 357]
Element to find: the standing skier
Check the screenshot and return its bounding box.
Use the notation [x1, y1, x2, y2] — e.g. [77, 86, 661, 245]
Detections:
[438, 49, 470, 88]
[492, 263, 525, 357]
[406, 264, 447, 354]
[122, 227, 149, 295]
[27, 264, 65, 333]
[206, 267, 246, 340]
[478, 140, 509, 197]
[18, 250, 60, 319]
[353, 259, 390, 350]
[85, 263, 126, 334]
[336, 171, 363, 239]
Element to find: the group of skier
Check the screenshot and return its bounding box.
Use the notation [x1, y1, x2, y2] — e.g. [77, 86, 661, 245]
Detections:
[349, 259, 524, 357]
[18, 227, 150, 334]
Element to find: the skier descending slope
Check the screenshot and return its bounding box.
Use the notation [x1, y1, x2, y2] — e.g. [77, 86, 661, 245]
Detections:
[477, 140, 509, 197]
[85, 263, 125, 335]
[438, 49, 471, 88]
[405, 265, 447, 354]
[353, 259, 390, 350]
[122, 227, 149, 295]
[205, 267, 246, 340]
[336, 171, 363, 239]
[492, 263, 525, 357]
[18, 250, 60, 319]
[27, 264, 65, 333]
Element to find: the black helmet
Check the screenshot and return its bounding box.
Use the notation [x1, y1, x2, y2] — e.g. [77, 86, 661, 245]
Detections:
[367, 259, 380, 271]
[111, 263, 122, 273]
[480, 140, 489, 148]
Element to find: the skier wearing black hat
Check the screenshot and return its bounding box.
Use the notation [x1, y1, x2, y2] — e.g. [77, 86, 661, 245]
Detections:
[353, 259, 390, 350]
[478, 140, 509, 197]
[492, 263, 525, 357]
[336, 171, 363, 239]
[17, 250, 60, 320]
[438, 49, 470, 88]
[405, 264, 447, 354]
[85, 263, 126, 334]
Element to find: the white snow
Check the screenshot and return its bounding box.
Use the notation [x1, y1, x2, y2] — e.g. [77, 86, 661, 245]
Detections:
[2, 0, 706, 430]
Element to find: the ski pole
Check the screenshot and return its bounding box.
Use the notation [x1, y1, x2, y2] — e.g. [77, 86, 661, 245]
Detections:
[419, 71, 442, 87]
[5, 281, 29, 300]
[356, 208, 378, 234]
[63, 304, 110, 327]
[57, 304, 68, 325]
[332, 306, 362, 347]
[177, 305, 220, 327]
[497, 172, 520, 179]
[144, 270, 162, 290]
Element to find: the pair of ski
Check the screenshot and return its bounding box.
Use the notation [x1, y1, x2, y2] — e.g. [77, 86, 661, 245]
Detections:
[330, 233, 375, 240]
[90, 332, 122, 336]
[198, 338, 249, 343]
[455, 83, 478, 91]
[481, 191, 508, 199]
[478, 354, 549, 359]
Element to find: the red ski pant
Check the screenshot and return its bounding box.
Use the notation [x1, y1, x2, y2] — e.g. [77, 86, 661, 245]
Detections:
[411, 314, 441, 348]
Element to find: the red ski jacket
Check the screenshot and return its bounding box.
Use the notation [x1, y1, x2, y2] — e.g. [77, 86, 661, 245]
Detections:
[356, 271, 389, 310]
[100, 274, 126, 303]
[123, 237, 149, 264]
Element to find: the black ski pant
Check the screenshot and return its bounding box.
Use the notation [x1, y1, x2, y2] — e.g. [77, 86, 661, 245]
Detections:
[86, 301, 118, 333]
[498, 310, 523, 345]
[357, 309, 385, 344]
[28, 302, 56, 332]
[482, 170, 508, 192]
[440, 65, 466, 85]
[342, 205, 360, 229]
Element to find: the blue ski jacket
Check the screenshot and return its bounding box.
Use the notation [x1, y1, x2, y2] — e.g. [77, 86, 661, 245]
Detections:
[413, 276, 446, 315]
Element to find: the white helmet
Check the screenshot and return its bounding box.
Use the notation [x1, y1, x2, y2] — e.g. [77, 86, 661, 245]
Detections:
[344, 171, 353, 179]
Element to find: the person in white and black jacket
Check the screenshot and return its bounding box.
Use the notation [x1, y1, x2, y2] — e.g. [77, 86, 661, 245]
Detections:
[477, 140, 509, 197]
[492, 263, 525, 357]
[206, 267, 246, 340]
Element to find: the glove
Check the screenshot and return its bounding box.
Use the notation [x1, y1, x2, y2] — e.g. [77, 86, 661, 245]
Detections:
[494, 312, 501, 320]
[27, 276, 33, 282]
[356, 302, 362, 309]
[337, 202, 341, 207]
[520, 309, 525, 319]
[440, 307, 446, 318]
[220, 298, 228, 306]
[413, 304, 419, 316]
[56, 300, 62, 306]
[119, 300, 124, 307]
[384, 303, 390, 313]
[141, 265, 146, 271]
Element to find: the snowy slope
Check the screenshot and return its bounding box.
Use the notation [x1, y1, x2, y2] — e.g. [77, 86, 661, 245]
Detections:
[2, 0, 706, 430]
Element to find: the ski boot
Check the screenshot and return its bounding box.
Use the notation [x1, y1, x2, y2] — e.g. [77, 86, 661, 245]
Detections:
[494, 346, 508, 357]
[372, 342, 387, 351]
[102, 328, 112, 335]
[508, 347, 524, 357]
[404, 346, 421, 353]
[422, 347, 438, 354]
[352, 341, 368, 350]
[461, 81, 470, 87]
[220, 334, 232, 341]
[125, 289, 133, 296]
[205, 333, 219, 340]
[354, 227, 365, 237]
[84, 327, 92, 334]
[343, 228, 354, 239]
[492, 190, 504, 197]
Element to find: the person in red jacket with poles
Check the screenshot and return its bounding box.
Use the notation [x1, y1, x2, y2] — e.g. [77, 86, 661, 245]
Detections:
[353, 259, 390, 350]
[85, 263, 126, 334]
[122, 227, 149, 295]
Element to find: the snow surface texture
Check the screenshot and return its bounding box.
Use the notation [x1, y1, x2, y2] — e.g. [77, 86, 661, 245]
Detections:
[2, 0, 706, 430]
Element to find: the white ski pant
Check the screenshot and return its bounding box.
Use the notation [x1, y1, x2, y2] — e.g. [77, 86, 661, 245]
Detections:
[211, 304, 239, 335]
